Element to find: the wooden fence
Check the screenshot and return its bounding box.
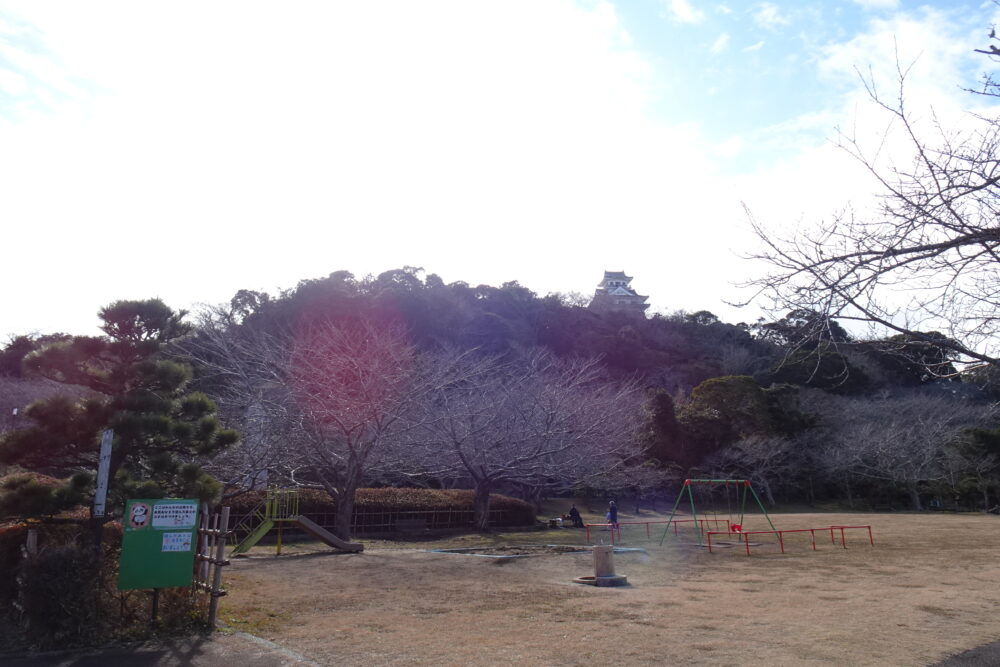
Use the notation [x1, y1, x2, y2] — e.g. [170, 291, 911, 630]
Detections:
[195, 504, 231, 626]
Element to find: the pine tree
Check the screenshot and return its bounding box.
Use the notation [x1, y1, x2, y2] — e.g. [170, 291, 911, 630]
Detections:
[0, 299, 238, 518]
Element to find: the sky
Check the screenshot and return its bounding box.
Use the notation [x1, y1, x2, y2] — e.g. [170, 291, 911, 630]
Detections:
[1, 0, 998, 339]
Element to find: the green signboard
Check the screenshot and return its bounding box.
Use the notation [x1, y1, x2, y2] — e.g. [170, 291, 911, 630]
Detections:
[118, 498, 199, 590]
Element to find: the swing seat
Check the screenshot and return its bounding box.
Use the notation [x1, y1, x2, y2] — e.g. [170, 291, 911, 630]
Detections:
[731, 524, 742, 533]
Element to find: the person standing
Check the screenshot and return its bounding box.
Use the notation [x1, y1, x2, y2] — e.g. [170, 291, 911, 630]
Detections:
[606, 500, 618, 526]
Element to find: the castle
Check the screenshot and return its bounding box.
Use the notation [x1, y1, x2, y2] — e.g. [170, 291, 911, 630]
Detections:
[588, 270, 649, 316]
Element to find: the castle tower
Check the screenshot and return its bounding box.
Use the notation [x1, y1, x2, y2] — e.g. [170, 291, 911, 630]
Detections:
[588, 270, 650, 315]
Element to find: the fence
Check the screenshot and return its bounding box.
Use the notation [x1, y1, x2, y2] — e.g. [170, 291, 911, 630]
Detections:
[229, 506, 521, 544]
[194, 505, 231, 626]
[585, 518, 733, 545]
[706, 524, 874, 555]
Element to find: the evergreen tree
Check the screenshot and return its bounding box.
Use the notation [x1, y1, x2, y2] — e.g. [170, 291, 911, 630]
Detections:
[0, 299, 238, 518]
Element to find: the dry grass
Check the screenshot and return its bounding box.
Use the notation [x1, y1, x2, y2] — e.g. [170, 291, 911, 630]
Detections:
[220, 507, 1000, 665]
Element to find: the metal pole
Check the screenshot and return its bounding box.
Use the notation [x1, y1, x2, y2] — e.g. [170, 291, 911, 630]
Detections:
[688, 483, 700, 544]
[657, 483, 688, 545]
[746, 483, 777, 532]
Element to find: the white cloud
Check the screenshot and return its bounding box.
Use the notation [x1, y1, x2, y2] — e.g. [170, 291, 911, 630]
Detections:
[850, 0, 900, 9]
[735, 5, 1000, 316]
[743, 40, 765, 52]
[712, 136, 744, 157]
[1, 1, 994, 339]
[665, 0, 705, 24]
[710, 32, 730, 54]
[752, 2, 791, 30]
[0, 0, 751, 336]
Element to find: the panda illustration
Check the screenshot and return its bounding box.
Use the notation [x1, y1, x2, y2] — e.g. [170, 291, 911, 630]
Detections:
[129, 502, 151, 529]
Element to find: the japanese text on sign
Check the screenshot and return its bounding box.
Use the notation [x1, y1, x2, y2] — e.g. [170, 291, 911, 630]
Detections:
[152, 503, 198, 529]
[161, 532, 193, 552]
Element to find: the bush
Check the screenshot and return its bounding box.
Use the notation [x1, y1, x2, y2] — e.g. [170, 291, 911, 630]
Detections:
[0, 521, 27, 603]
[2, 520, 204, 649]
[19, 542, 101, 645]
[0, 471, 93, 521]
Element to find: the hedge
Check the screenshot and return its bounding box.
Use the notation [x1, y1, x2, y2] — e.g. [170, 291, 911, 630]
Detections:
[225, 487, 536, 527]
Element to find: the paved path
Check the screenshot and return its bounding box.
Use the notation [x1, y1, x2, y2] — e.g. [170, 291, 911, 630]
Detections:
[935, 640, 1000, 666]
[1, 632, 317, 667]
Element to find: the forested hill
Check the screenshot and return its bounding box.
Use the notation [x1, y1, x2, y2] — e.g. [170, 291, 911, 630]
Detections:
[221, 268, 763, 392]
[3, 267, 995, 512]
[216, 267, 965, 396]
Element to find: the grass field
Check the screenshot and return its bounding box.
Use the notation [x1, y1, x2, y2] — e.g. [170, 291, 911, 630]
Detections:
[220, 503, 1000, 665]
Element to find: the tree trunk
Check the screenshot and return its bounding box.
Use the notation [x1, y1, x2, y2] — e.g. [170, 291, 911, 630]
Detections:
[760, 479, 776, 506]
[473, 479, 492, 531]
[908, 481, 923, 511]
[984, 485, 990, 511]
[844, 474, 854, 509]
[333, 472, 360, 541]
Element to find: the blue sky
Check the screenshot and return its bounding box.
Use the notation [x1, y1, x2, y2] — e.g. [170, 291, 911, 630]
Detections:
[0, 0, 998, 338]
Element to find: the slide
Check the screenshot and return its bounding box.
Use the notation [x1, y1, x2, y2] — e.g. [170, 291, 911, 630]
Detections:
[293, 515, 364, 552]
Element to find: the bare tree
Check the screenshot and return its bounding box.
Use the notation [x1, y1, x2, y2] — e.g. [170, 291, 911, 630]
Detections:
[704, 434, 794, 506]
[718, 344, 770, 377]
[178, 309, 443, 539]
[941, 434, 1000, 510]
[804, 391, 992, 510]
[396, 352, 647, 530]
[171, 306, 309, 497]
[282, 317, 434, 539]
[745, 54, 1000, 372]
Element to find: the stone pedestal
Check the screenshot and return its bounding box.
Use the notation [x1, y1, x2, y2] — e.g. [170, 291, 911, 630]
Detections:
[573, 545, 628, 587]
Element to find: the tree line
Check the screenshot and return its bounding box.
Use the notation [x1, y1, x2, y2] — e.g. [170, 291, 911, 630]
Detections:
[3, 265, 1000, 537]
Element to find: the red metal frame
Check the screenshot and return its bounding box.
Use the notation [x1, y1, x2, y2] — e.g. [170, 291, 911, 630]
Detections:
[584, 523, 622, 544]
[705, 525, 874, 556]
[586, 517, 732, 544]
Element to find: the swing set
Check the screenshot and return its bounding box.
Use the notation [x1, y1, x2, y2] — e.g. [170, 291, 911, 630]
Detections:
[659, 479, 776, 546]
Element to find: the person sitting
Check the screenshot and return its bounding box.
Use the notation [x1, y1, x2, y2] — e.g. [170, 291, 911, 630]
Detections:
[568, 504, 585, 528]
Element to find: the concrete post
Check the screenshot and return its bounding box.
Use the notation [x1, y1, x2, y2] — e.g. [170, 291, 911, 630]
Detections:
[593, 545, 615, 577]
[574, 545, 628, 587]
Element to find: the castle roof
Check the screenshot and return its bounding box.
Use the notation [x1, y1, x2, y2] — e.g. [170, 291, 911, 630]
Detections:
[590, 269, 649, 314]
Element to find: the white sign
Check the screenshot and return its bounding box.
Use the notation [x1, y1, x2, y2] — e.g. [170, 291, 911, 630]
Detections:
[92, 430, 113, 518]
[161, 532, 193, 552]
[152, 502, 198, 529]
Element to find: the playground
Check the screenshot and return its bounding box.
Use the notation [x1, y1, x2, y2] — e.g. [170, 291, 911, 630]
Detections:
[219, 505, 1000, 665]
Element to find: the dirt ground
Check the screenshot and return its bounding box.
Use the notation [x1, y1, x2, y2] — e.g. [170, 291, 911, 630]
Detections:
[220, 511, 1000, 666]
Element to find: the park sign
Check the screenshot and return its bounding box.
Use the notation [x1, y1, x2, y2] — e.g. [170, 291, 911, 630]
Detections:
[118, 498, 200, 590]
